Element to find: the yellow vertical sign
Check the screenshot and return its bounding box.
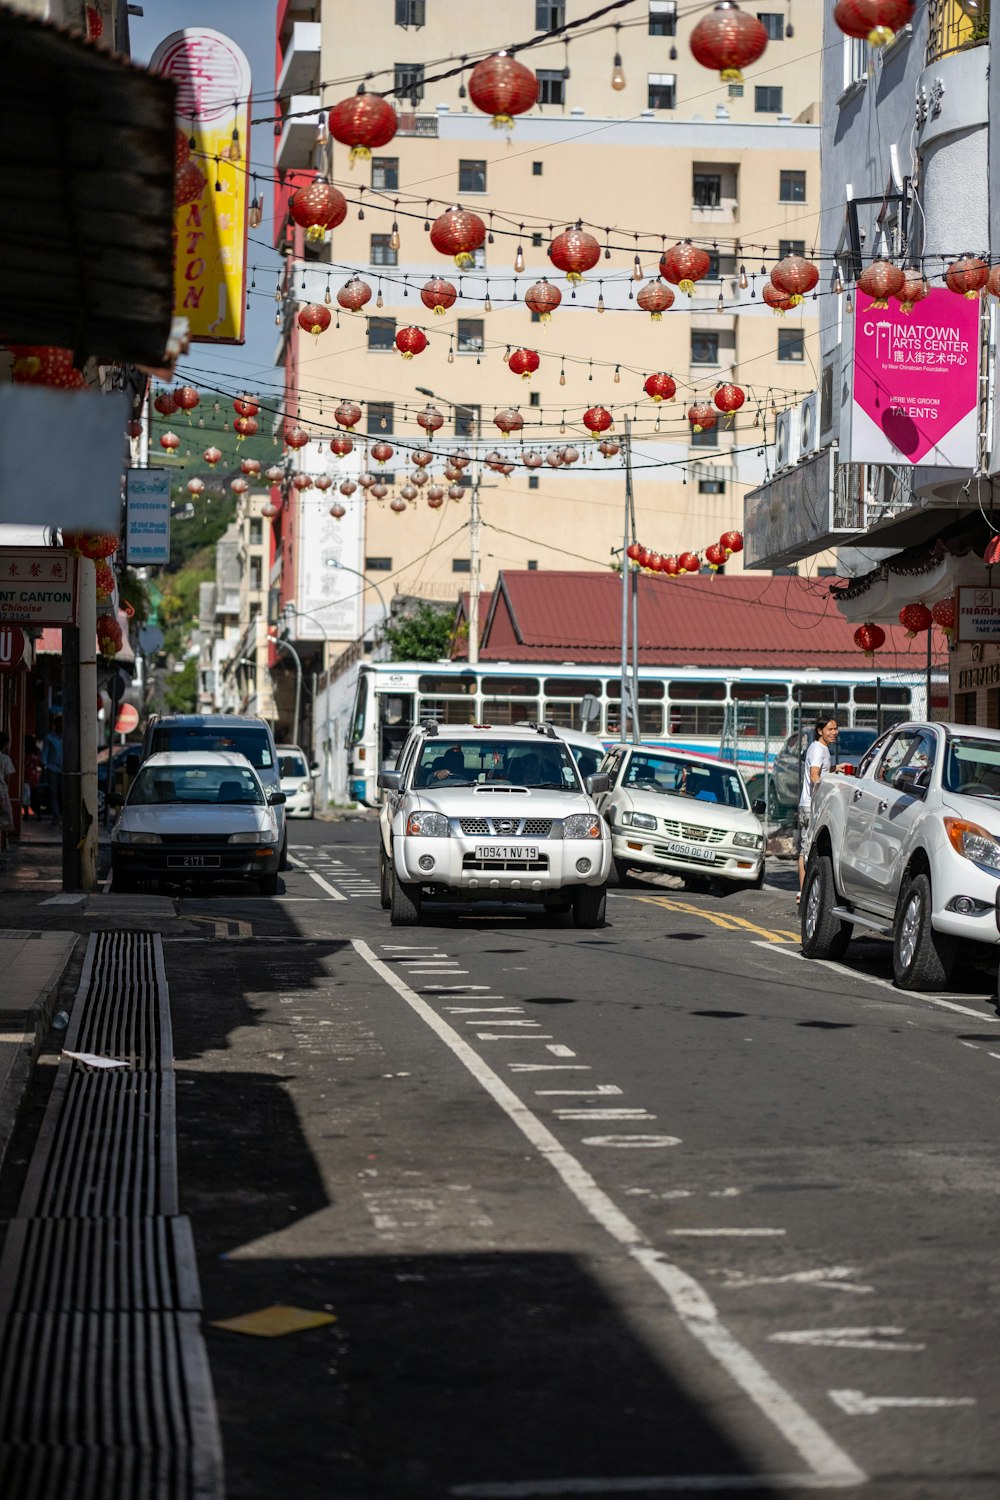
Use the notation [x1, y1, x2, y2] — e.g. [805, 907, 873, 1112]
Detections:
[149, 29, 252, 344]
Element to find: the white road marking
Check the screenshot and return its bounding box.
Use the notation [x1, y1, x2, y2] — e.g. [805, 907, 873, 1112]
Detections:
[474, 1032, 555, 1041]
[509, 1063, 592, 1072]
[306, 871, 347, 901]
[554, 1109, 656, 1121]
[829, 1389, 975, 1416]
[451, 1476, 864, 1496]
[719, 1267, 874, 1296]
[353, 937, 865, 1484]
[755, 942, 1000, 1021]
[548, 1044, 576, 1056]
[581, 1135, 682, 1148]
[536, 1087, 624, 1096]
[666, 1228, 786, 1237]
[769, 1328, 924, 1352]
[286, 853, 309, 870]
[381, 945, 439, 950]
[443, 1006, 525, 1014]
[418, 984, 493, 991]
[466, 1019, 543, 1029]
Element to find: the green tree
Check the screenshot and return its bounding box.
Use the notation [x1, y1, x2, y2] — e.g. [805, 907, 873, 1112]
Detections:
[381, 602, 457, 662]
[163, 655, 198, 713]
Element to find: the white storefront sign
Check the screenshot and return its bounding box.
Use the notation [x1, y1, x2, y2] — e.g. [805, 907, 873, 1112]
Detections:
[294, 463, 365, 640]
[0, 547, 78, 624]
[126, 469, 171, 565]
[956, 586, 1000, 643]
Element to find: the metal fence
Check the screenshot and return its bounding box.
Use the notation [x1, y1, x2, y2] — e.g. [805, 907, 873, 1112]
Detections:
[926, 0, 990, 62]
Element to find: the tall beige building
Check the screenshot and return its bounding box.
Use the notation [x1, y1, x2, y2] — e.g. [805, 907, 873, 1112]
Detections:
[271, 0, 823, 660]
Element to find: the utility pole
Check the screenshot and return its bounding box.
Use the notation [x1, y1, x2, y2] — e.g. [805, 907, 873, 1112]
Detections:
[469, 462, 481, 667]
[625, 417, 640, 745]
[619, 445, 629, 745]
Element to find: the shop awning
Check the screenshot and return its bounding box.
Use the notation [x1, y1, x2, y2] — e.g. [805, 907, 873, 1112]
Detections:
[0, 5, 177, 368]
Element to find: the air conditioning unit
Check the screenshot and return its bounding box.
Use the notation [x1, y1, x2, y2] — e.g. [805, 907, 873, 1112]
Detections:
[798, 392, 820, 459]
[774, 407, 801, 472]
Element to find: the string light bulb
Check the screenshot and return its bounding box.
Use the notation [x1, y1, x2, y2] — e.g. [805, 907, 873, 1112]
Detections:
[739, 264, 748, 289]
[597, 288, 605, 313]
[610, 26, 626, 90]
[559, 364, 566, 387]
[846, 290, 854, 313]
[834, 266, 844, 295]
[315, 115, 328, 149]
[717, 289, 725, 312]
[248, 197, 262, 229]
[614, 365, 621, 383]
[514, 243, 525, 274]
[632, 254, 643, 281]
[390, 222, 400, 252]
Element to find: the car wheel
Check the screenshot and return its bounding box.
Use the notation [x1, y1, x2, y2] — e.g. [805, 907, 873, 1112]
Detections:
[278, 834, 289, 872]
[606, 856, 630, 888]
[684, 873, 712, 894]
[390, 866, 422, 926]
[572, 883, 607, 929]
[800, 853, 851, 960]
[379, 846, 392, 910]
[543, 893, 572, 916]
[893, 871, 955, 991]
[259, 872, 279, 896]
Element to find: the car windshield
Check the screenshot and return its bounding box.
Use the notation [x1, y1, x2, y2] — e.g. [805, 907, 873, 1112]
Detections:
[624, 752, 747, 809]
[150, 725, 273, 770]
[943, 736, 1000, 798]
[413, 738, 581, 790]
[279, 753, 308, 778]
[129, 765, 265, 806]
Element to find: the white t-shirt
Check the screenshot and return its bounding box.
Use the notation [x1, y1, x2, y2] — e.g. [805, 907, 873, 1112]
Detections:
[799, 740, 831, 809]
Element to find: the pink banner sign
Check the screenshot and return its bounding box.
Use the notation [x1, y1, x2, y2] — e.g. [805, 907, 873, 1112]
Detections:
[849, 287, 979, 467]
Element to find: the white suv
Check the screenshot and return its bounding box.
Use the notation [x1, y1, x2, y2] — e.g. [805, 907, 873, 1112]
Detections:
[378, 724, 611, 927]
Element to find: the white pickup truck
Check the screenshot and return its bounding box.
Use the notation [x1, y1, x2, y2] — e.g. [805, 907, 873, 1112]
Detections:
[801, 721, 1000, 989]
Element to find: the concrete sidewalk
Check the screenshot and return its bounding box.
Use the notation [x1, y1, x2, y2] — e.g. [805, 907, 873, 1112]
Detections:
[0, 930, 79, 1173]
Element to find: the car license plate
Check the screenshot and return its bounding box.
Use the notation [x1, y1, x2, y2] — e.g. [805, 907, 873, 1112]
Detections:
[167, 854, 221, 868]
[475, 844, 538, 861]
[664, 841, 716, 863]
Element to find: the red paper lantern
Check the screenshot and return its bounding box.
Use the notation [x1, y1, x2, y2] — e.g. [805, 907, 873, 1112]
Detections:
[337, 278, 372, 312]
[583, 406, 613, 434]
[401, 484, 418, 503]
[485, 451, 507, 473]
[714, 383, 745, 416]
[430, 207, 486, 269]
[330, 502, 347, 519]
[931, 598, 956, 637]
[549, 227, 601, 282]
[705, 543, 726, 571]
[265, 464, 285, 483]
[96, 616, 123, 657]
[448, 484, 465, 501]
[241, 458, 262, 476]
[187, 477, 204, 496]
[899, 602, 933, 637]
[508, 347, 540, 379]
[690, 2, 769, 81]
[660, 240, 711, 294]
[234, 414, 259, 438]
[626, 542, 643, 562]
[636, 280, 675, 320]
[292, 474, 313, 492]
[662, 555, 680, 577]
[945, 256, 989, 299]
[770, 255, 819, 304]
[687, 403, 717, 433]
[644, 372, 677, 403]
[420, 277, 458, 315]
[331, 436, 354, 458]
[562, 445, 580, 465]
[854, 623, 886, 658]
[261, 500, 282, 519]
[834, 0, 915, 47]
[9, 344, 85, 389]
[427, 488, 445, 509]
[494, 407, 524, 434]
[417, 405, 445, 435]
[390, 497, 407, 514]
[544, 450, 564, 469]
[892, 268, 928, 314]
[153, 390, 178, 416]
[987, 266, 1000, 300]
[297, 302, 332, 338]
[340, 480, 357, 497]
[720, 530, 743, 556]
[328, 90, 398, 163]
[159, 431, 180, 453]
[284, 425, 310, 450]
[468, 51, 539, 128]
[411, 469, 428, 488]
[289, 181, 347, 241]
[62, 531, 119, 560]
[599, 438, 621, 459]
[525, 279, 562, 321]
[125, 419, 142, 441]
[763, 282, 796, 314]
[231, 477, 250, 495]
[314, 475, 332, 492]
[412, 449, 433, 467]
[678, 551, 701, 574]
[858, 258, 905, 308]
[334, 401, 362, 430]
[519, 450, 541, 469]
[987, 535, 1000, 568]
[203, 446, 222, 467]
[372, 441, 394, 464]
[234, 394, 259, 417]
[174, 385, 200, 412]
[174, 159, 206, 207]
[94, 560, 115, 599]
[395, 326, 428, 359]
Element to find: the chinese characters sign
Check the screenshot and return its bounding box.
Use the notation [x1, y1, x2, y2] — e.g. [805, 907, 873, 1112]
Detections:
[848, 288, 980, 467]
[956, 586, 1000, 643]
[149, 30, 251, 344]
[126, 469, 171, 565]
[0, 548, 78, 625]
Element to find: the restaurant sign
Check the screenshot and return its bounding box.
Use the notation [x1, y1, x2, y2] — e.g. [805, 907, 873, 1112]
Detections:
[956, 585, 1000, 643]
[0, 548, 78, 625]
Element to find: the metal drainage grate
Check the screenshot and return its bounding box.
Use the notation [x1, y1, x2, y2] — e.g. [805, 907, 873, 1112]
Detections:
[0, 1216, 201, 1315]
[64, 930, 172, 1070]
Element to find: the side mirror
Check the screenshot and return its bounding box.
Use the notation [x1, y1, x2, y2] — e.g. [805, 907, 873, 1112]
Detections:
[752, 797, 766, 816]
[311, 767, 321, 778]
[107, 791, 125, 809]
[267, 790, 287, 805]
[585, 772, 610, 795]
[377, 770, 402, 792]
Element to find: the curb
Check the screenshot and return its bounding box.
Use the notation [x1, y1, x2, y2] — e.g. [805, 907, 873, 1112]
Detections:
[0, 933, 80, 1176]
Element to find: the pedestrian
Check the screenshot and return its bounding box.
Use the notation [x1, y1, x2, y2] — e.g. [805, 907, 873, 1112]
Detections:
[797, 713, 841, 901]
[0, 731, 15, 845]
[22, 734, 41, 817]
[42, 715, 63, 822]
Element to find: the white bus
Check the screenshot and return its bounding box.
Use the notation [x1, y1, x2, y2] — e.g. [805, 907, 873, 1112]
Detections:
[316, 658, 936, 808]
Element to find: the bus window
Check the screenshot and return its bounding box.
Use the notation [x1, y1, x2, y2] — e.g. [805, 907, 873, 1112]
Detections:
[379, 693, 414, 768]
[481, 676, 541, 698]
[420, 697, 476, 726]
[418, 674, 477, 696]
[607, 703, 664, 735]
[543, 677, 603, 699]
[731, 682, 788, 702]
[607, 679, 666, 700]
[853, 686, 912, 705]
[350, 673, 368, 742]
[482, 698, 541, 725]
[667, 681, 725, 700]
[729, 704, 788, 737]
[666, 704, 726, 735]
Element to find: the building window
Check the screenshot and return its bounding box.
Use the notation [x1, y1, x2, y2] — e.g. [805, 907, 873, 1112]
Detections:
[367, 316, 397, 351]
[370, 233, 397, 267]
[698, 478, 726, 494]
[458, 158, 487, 194]
[371, 156, 399, 191]
[647, 73, 676, 109]
[393, 62, 425, 103]
[779, 238, 806, 259]
[528, 476, 540, 490]
[527, 559, 539, 569]
[367, 401, 394, 434]
[691, 426, 719, 448]
[690, 330, 719, 365]
[530, 309, 541, 323]
[367, 556, 392, 570]
[532, 161, 543, 176]
[773, 565, 799, 576]
[531, 231, 544, 247]
[249, 518, 263, 544]
[778, 328, 805, 362]
[536, 0, 564, 28]
[536, 69, 565, 105]
[728, 82, 744, 98]
[755, 85, 783, 112]
[779, 169, 806, 202]
[529, 391, 541, 407]
[817, 567, 838, 577]
[693, 172, 722, 208]
[453, 558, 472, 573]
[756, 11, 784, 39]
[395, 0, 425, 25]
[649, 1, 677, 36]
[456, 318, 484, 354]
[454, 404, 480, 438]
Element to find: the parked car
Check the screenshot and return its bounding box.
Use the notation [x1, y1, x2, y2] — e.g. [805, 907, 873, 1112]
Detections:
[593, 743, 766, 890]
[801, 721, 1000, 989]
[277, 745, 316, 818]
[110, 751, 285, 894]
[772, 727, 879, 813]
[378, 723, 611, 927]
[134, 714, 288, 869]
[97, 745, 138, 818]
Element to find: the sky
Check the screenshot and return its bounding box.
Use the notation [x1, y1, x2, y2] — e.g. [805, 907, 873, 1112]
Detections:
[130, 0, 283, 392]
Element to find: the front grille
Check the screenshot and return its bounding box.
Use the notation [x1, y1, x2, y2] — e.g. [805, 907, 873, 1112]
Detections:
[660, 819, 727, 844]
[462, 855, 549, 873]
[522, 819, 553, 837]
[459, 817, 554, 838]
[159, 834, 232, 847]
[460, 818, 490, 836]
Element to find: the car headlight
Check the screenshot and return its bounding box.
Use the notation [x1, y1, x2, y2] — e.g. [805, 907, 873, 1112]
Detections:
[229, 830, 277, 844]
[299, 780, 311, 794]
[115, 830, 161, 845]
[406, 811, 450, 837]
[733, 831, 764, 850]
[621, 810, 657, 831]
[563, 814, 602, 839]
[944, 818, 1000, 871]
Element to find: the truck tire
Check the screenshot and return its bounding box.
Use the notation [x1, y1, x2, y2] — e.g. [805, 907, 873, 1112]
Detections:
[892, 872, 955, 991]
[379, 846, 392, 909]
[606, 856, 630, 888]
[801, 853, 851, 960]
[572, 883, 607, 929]
[390, 866, 422, 926]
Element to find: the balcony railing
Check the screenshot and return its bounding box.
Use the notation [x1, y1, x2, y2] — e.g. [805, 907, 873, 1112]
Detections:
[926, 0, 990, 62]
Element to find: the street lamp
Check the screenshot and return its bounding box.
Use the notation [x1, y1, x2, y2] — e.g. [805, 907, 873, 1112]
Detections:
[415, 385, 482, 665]
[324, 558, 390, 641]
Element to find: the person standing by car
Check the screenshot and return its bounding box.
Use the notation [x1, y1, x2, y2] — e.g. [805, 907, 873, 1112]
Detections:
[798, 715, 841, 901]
[42, 716, 63, 822]
[22, 734, 41, 817]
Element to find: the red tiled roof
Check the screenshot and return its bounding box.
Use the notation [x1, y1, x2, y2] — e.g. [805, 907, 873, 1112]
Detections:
[461, 571, 945, 673]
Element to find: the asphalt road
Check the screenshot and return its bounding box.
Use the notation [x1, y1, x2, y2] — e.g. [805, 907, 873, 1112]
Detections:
[71, 823, 1000, 1496]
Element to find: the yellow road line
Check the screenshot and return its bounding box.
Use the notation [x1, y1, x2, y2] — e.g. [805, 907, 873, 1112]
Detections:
[636, 894, 799, 945]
